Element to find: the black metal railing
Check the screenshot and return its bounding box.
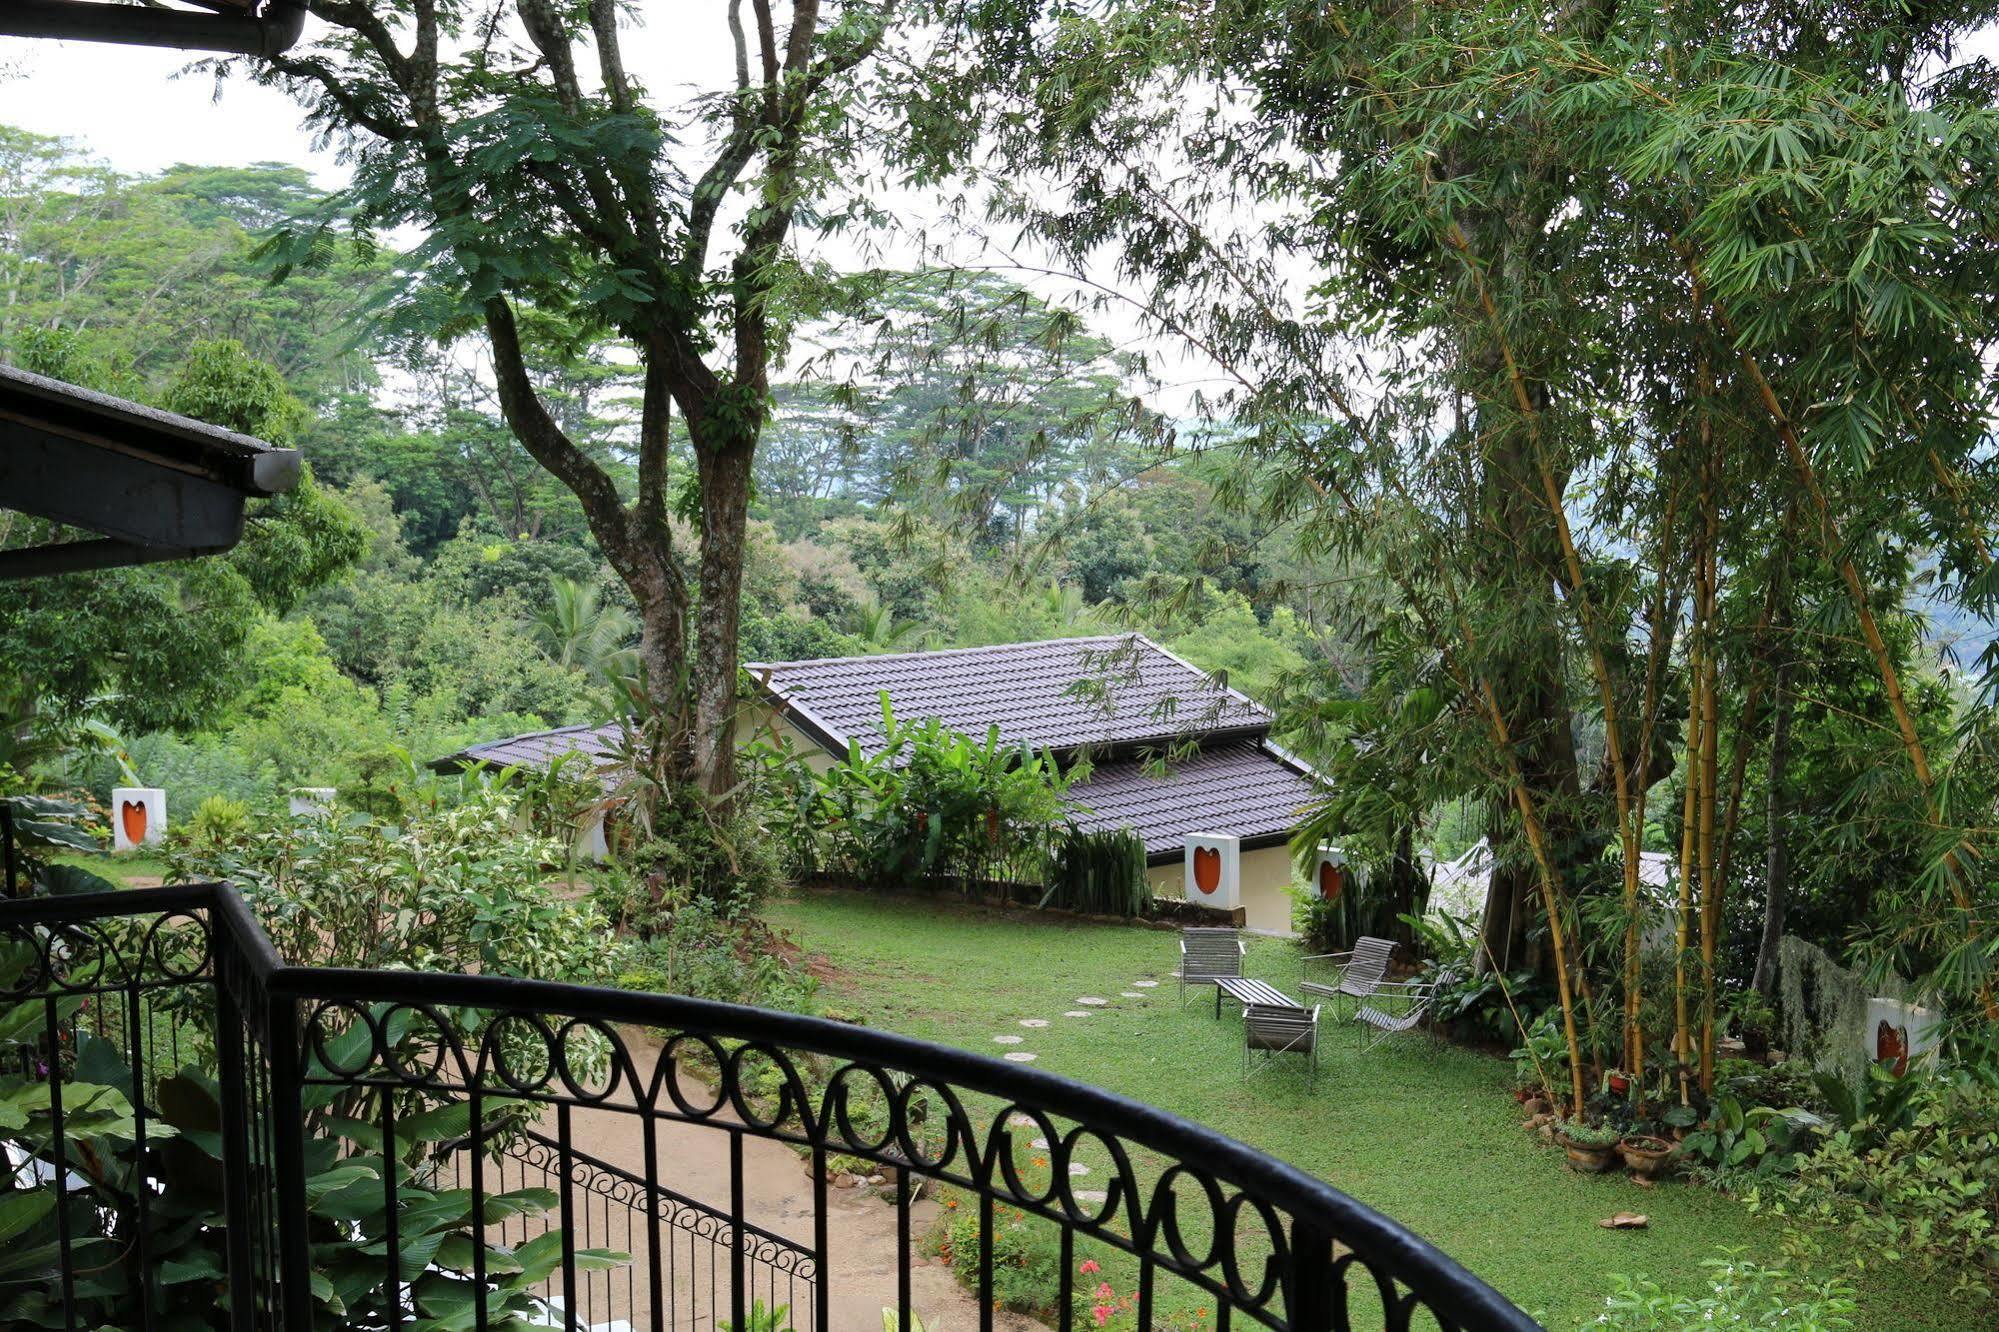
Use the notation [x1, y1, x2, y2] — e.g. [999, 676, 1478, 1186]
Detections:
[0, 883, 1541, 1331]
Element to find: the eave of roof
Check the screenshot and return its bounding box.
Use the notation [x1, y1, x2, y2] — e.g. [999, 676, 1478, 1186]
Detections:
[0, 0, 308, 55]
[0, 363, 303, 578]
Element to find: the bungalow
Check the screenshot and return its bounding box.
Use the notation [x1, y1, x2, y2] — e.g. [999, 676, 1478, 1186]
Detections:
[436, 634, 1325, 934]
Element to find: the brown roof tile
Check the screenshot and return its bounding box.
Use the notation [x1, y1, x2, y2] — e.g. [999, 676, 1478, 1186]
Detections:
[1066, 740, 1322, 859]
[748, 634, 1269, 757]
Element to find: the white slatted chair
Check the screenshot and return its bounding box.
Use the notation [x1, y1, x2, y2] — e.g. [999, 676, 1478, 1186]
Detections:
[1179, 927, 1247, 1016]
[1300, 935, 1396, 1012]
[1244, 1002, 1322, 1085]
[1353, 979, 1437, 1050]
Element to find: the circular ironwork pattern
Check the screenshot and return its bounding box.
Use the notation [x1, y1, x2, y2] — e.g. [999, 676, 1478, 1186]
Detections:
[0, 886, 1538, 1332]
[292, 992, 1484, 1330]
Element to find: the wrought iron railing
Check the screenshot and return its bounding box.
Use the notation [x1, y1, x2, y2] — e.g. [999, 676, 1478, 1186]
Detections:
[0, 882, 1540, 1331]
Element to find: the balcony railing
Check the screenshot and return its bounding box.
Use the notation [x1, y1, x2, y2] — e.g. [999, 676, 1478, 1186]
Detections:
[0, 882, 1540, 1331]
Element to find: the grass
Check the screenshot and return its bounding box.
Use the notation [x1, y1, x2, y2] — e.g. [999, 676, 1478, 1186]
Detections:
[767, 889, 1976, 1331]
[50, 851, 173, 886]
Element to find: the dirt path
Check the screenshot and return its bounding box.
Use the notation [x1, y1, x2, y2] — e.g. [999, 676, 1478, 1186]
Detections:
[544, 1026, 1045, 1332]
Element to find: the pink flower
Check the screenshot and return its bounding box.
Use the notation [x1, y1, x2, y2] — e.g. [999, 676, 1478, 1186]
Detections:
[1079, 1259, 1100, 1276]
[1092, 1306, 1112, 1327]
[1096, 1282, 1115, 1300]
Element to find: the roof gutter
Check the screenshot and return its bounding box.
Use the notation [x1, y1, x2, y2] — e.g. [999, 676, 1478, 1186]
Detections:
[0, 0, 309, 55]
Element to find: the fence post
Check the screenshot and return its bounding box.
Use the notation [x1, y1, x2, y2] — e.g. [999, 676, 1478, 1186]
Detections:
[214, 945, 258, 1332]
[1290, 1218, 1337, 1332]
[267, 991, 314, 1330]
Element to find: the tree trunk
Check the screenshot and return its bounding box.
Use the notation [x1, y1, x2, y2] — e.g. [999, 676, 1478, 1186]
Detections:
[1751, 648, 1791, 998]
[688, 436, 756, 797]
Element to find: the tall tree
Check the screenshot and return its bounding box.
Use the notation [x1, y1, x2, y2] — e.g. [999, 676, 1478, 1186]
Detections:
[232, 0, 894, 796]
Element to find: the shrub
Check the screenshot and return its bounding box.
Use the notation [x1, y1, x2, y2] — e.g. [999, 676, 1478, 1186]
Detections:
[1750, 1074, 1999, 1296]
[939, 1195, 1065, 1319]
[608, 891, 818, 1014]
[1043, 828, 1148, 915]
[188, 793, 251, 847]
[754, 695, 1072, 892]
[1597, 1250, 1857, 1330]
[164, 785, 608, 983]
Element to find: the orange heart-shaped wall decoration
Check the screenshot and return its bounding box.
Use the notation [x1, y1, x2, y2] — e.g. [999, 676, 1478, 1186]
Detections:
[120, 800, 149, 846]
[1317, 861, 1343, 901]
[1193, 845, 1222, 894]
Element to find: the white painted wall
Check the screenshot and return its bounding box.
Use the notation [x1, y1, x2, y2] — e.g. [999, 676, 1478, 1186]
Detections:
[1148, 846, 1296, 935]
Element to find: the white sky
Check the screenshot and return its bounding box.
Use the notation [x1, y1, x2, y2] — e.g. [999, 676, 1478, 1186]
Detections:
[0, 15, 1247, 414]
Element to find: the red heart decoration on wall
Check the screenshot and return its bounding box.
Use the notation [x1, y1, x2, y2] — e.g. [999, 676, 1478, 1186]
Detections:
[1193, 845, 1221, 894]
[120, 800, 148, 846]
[1318, 861, 1343, 901]
[1877, 1019, 1909, 1077]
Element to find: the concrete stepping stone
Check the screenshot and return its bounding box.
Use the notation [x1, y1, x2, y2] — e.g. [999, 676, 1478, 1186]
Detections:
[1131, 980, 1159, 988]
[1062, 1010, 1093, 1018]
[1003, 1051, 1037, 1063]
[1019, 1018, 1051, 1028]
[993, 1035, 1024, 1045]
[1031, 1137, 1049, 1149]
[1007, 1114, 1036, 1128]
[1067, 1162, 1090, 1176]
[1073, 1189, 1108, 1203]
[1119, 991, 1145, 999]
[1076, 997, 1110, 1006]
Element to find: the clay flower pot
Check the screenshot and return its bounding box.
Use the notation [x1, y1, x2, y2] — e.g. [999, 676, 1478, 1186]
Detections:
[1620, 1135, 1677, 1179]
[1606, 1069, 1632, 1096]
[1556, 1131, 1618, 1173]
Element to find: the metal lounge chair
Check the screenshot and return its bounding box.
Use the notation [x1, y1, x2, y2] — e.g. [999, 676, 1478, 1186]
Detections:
[1244, 1002, 1322, 1085]
[1300, 935, 1396, 1010]
[1179, 926, 1247, 1016]
[1353, 979, 1437, 1050]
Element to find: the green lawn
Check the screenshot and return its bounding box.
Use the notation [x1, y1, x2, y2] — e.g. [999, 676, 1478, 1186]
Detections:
[768, 890, 1968, 1331]
[51, 851, 172, 886]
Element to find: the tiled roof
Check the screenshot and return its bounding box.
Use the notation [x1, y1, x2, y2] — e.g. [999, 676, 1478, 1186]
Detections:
[1065, 740, 1322, 859]
[431, 722, 620, 773]
[748, 634, 1270, 757]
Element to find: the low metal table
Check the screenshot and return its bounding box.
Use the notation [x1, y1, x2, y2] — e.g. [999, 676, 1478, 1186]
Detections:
[1214, 975, 1302, 1017]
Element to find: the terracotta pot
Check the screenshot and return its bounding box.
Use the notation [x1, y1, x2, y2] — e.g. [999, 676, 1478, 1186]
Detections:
[1558, 1134, 1617, 1173]
[1620, 1135, 1677, 1178]
[1607, 1070, 1632, 1096]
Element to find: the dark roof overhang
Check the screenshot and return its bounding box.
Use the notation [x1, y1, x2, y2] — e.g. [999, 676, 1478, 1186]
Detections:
[0, 0, 308, 55]
[0, 363, 302, 578]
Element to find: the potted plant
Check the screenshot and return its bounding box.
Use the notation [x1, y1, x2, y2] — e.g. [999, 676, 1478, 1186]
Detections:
[1620, 1132, 1677, 1178]
[1555, 1119, 1622, 1172]
[1605, 1068, 1632, 1097]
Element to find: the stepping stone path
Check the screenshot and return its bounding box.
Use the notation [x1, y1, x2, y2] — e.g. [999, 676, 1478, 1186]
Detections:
[1030, 1137, 1050, 1149]
[1019, 1019, 1050, 1028]
[993, 1035, 1024, 1045]
[1131, 980, 1159, 988]
[1068, 1162, 1091, 1176]
[1076, 997, 1110, 1006]
[1003, 1051, 1038, 1063]
[1062, 1010, 1093, 1018]
[1007, 1114, 1037, 1129]
[1119, 991, 1145, 999]
[1073, 1189, 1108, 1204]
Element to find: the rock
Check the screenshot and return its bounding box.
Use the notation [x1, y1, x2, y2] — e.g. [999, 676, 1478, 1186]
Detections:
[867, 1174, 886, 1186]
[1524, 1096, 1550, 1116]
[1629, 1174, 1656, 1189]
[834, 1174, 860, 1189]
[1597, 1212, 1649, 1230]
[1538, 1122, 1557, 1139]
